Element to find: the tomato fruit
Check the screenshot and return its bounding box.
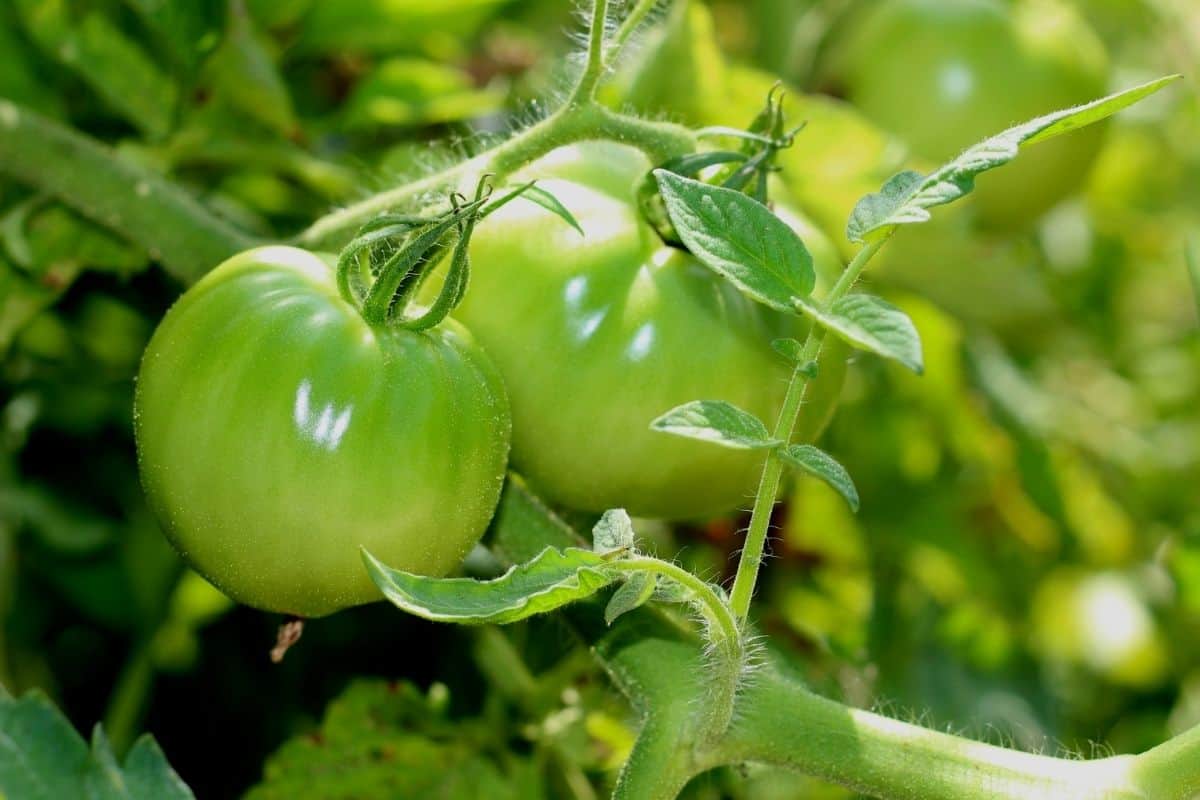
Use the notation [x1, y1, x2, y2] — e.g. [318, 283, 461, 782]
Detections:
[832, 0, 1108, 229]
[135, 246, 510, 617]
[448, 141, 842, 520]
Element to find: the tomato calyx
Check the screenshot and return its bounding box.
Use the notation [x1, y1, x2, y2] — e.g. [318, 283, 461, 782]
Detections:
[335, 176, 539, 330]
[639, 84, 802, 248]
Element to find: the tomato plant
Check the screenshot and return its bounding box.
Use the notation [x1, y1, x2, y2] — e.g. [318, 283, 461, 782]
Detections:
[832, 0, 1109, 228]
[135, 245, 511, 617]
[0, 1, 1196, 799]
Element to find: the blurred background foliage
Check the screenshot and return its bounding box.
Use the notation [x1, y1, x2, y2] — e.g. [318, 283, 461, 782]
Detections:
[0, 0, 1198, 797]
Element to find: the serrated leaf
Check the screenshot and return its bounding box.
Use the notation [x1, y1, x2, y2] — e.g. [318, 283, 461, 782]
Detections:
[794, 294, 923, 374]
[521, 185, 584, 236]
[364, 546, 615, 625]
[780, 445, 859, 512]
[0, 690, 193, 800]
[655, 170, 814, 310]
[605, 572, 657, 625]
[847, 76, 1181, 243]
[650, 400, 779, 450]
[593, 509, 635, 554]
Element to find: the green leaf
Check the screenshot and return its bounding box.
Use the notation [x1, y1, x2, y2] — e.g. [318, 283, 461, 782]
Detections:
[0, 690, 193, 800]
[520, 186, 584, 236]
[794, 294, 923, 374]
[650, 400, 780, 450]
[654, 170, 815, 310]
[14, 0, 178, 139]
[247, 680, 545, 800]
[205, 2, 297, 137]
[780, 445, 859, 512]
[606, 572, 657, 625]
[364, 546, 616, 625]
[846, 76, 1181, 243]
[593, 508, 635, 554]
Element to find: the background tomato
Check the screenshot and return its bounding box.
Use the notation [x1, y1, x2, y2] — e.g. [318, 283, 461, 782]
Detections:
[829, 0, 1109, 229]
[447, 142, 843, 520]
[135, 246, 510, 617]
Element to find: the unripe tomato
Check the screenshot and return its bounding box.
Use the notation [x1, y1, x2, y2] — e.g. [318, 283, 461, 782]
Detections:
[135, 246, 510, 617]
[449, 142, 843, 520]
[832, 0, 1108, 229]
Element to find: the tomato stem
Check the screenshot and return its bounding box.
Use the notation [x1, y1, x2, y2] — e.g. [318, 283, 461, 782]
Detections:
[298, 1, 695, 250]
[727, 236, 889, 624]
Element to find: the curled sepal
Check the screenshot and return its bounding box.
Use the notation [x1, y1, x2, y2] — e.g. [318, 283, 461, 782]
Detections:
[605, 571, 656, 625]
[364, 546, 616, 625]
[593, 508, 636, 555]
[780, 444, 860, 512]
[794, 294, 923, 374]
[650, 399, 779, 450]
[847, 75, 1180, 244]
[655, 170, 814, 310]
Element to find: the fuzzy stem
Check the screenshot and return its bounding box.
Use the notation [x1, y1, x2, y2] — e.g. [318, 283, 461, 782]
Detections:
[1130, 722, 1200, 799]
[610, 0, 664, 54]
[571, 0, 611, 103]
[719, 669, 1149, 800]
[616, 558, 740, 656]
[0, 99, 254, 282]
[298, 104, 694, 249]
[616, 557, 742, 745]
[727, 236, 888, 623]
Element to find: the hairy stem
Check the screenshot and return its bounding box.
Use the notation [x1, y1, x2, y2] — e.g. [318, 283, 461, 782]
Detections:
[571, 0, 611, 103]
[0, 100, 255, 282]
[719, 667, 1151, 800]
[1131, 722, 1200, 799]
[728, 236, 888, 622]
[298, 103, 694, 249]
[611, 0, 664, 55]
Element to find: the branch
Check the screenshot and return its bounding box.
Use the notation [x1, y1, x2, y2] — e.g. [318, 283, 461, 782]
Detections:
[0, 99, 255, 283]
[721, 666, 1150, 800]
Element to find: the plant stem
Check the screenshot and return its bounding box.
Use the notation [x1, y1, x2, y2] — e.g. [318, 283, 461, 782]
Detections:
[102, 642, 155, 757]
[727, 236, 888, 623]
[570, 0, 611, 103]
[611, 0, 664, 52]
[299, 103, 694, 249]
[720, 667, 1148, 800]
[617, 557, 743, 744]
[617, 558, 740, 655]
[0, 100, 255, 282]
[298, 0, 692, 251]
[1131, 721, 1200, 799]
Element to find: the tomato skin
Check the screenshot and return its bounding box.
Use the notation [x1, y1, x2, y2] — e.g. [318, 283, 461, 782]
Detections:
[834, 0, 1108, 228]
[135, 246, 510, 617]
[450, 142, 840, 520]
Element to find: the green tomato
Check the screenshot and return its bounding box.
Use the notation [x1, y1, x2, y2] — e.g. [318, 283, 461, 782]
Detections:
[834, 0, 1108, 228]
[135, 246, 510, 617]
[449, 142, 842, 520]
